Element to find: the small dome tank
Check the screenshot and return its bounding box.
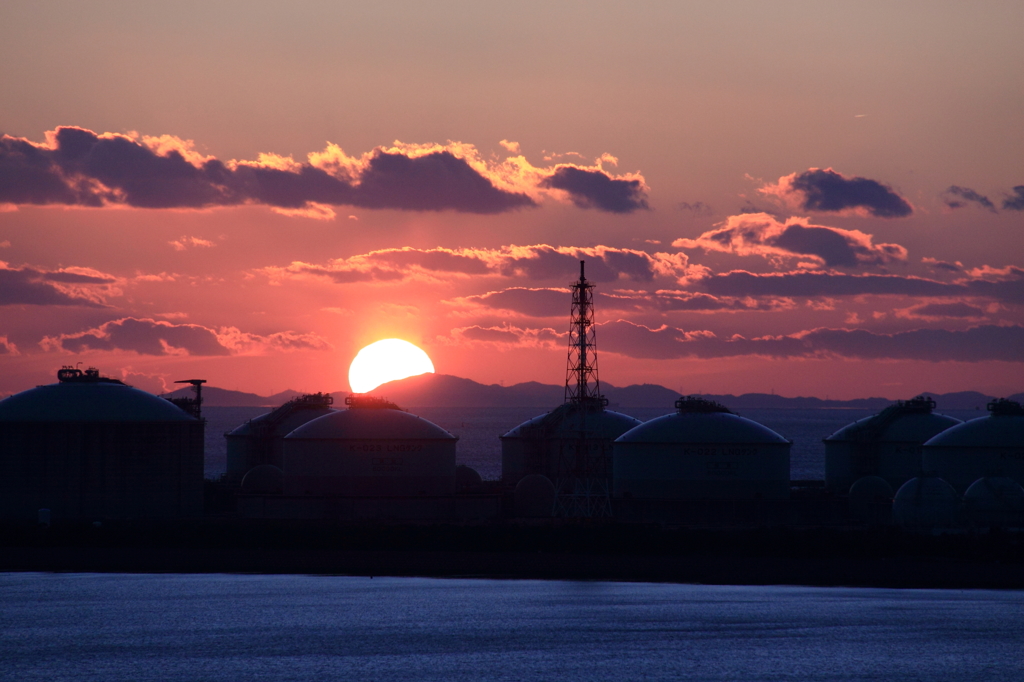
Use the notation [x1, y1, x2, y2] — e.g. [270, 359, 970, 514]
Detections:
[240, 465, 284, 495]
[455, 464, 483, 493]
[922, 399, 1024, 493]
[892, 476, 960, 531]
[613, 397, 791, 500]
[283, 395, 457, 497]
[824, 396, 961, 494]
[225, 393, 336, 483]
[500, 400, 641, 486]
[514, 474, 556, 518]
[963, 477, 1024, 530]
[848, 476, 894, 524]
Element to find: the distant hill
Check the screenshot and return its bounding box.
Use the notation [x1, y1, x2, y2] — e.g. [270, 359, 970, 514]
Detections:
[160, 386, 303, 407]
[163, 373, 1023, 411]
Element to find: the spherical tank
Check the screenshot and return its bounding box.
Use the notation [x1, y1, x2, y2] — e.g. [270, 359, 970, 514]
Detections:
[892, 476, 960, 531]
[963, 477, 1024, 530]
[921, 399, 1024, 493]
[824, 397, 961, 494]
[613, 397, 791, 500]
[0, 368, 203, 521]
[225, 393, 336, 483]
[500, 402, 641, 485]
[282, 397, 456, 497]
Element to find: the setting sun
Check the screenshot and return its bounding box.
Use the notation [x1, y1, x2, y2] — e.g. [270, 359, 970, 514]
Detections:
[348, 339, 435, 394]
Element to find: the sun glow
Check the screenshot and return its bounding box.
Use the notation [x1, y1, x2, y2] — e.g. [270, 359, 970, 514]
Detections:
[348, 339, 435, 393]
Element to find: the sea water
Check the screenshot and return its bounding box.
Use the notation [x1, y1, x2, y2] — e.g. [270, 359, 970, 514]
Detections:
[203, 406, 984, 481]
[1, 573, 1021, 681]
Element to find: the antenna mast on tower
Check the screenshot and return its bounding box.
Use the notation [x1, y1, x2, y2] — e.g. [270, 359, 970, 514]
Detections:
[565, 260, 603, 404]
[554, 260, 611, 518]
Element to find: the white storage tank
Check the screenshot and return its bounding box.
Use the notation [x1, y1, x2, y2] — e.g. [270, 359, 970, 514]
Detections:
[824, 396, 961, 494]
[0, 367, 203, 521]
[501, 402, 641, 486]
[613, 397, 791, 500]
[225, 393, 336, 483]
[922, 399, 1024, 493]
[282, 396, 456, 497]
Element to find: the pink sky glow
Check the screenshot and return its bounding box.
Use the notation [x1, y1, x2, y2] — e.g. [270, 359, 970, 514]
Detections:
[1, 2, 1022, 400]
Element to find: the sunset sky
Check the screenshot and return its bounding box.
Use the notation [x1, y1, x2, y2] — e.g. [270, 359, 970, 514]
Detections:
[1, 1, 1022, 400]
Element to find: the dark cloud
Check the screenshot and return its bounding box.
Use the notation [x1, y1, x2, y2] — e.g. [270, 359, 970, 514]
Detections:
[941, 185, 996, 212]
[1003, 186, 1024, 211]
[598, 319, 1024, 362]
[700, 269, 1024, 304]
[464, 288, 569, 317]
[0, 264, 110, 306]
[1, 127, 535, 214]
[457, 326, 524, 344]
[922, 257, 963, 273]
[767, 168, 913, 218]
[539, 166, 648, 213]
[49, 318, 230, 356]
[904, 302, 988, 319]
[678, 201, 712, 216]
[350, 150, 533, 213]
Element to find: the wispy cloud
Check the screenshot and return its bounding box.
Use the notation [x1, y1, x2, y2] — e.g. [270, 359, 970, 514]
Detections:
[0, 262, 118, 306]
[262, 244, 697, 286]
[596, 320, 1024, 362]
[674, 213, 907, 267]
[41, 317, 331, 356]
[941, 185, 996, 212]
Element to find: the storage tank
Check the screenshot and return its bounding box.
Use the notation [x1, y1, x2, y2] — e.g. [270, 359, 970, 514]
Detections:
[892, 476, 960, 531]
[0, 367, 203, 521]
[501, 401, 641, 486]
[922, 399, 1024, 493]
[824, 396, 961, 494]
[962, 477, 1024, 530]
[613, 397, 791, 500]
[282, 396, 456, 497]
[225, 393, 336, 483]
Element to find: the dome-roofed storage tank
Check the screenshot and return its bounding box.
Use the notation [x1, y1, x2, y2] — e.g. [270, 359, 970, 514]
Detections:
[500, 261, 641, 517]
[892, 476, 960, 531]
[824, 396, 961, 494]
[501, 402, 641, 487]
[240, 464, 284, 495]
[225, 392, 336, 483]
[514, 474, 556, 518]
[962, 477, 1024, 530]
[613, 397, 792, 500]
[0, 367, 204, 521]
[922, 399, 1024, 493]
[282, 395, 457, 497]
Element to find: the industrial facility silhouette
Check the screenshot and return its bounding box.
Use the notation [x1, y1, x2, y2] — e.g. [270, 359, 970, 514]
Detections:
[1, 262, 1023, 530]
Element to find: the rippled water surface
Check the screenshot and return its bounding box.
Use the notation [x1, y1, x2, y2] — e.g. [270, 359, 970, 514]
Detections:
[2, 573, 1022, 681]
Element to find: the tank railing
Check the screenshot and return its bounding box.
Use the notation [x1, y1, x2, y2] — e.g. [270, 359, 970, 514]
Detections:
[847, 396, 937, 444]
[988, 398, 1024, 416]
[675, 396, 732, 413]
[345, 395, 402, 410]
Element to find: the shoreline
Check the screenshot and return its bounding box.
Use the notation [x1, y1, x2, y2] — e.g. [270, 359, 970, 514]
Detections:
[4, 521, 1023, 590]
